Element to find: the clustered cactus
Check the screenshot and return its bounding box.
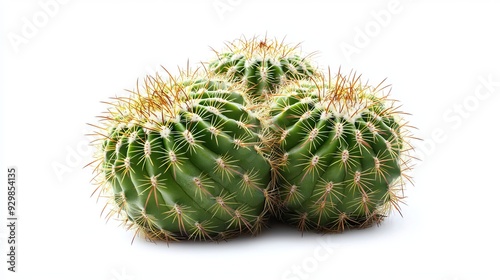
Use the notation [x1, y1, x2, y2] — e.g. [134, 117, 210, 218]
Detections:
[89, 36, 414, 243]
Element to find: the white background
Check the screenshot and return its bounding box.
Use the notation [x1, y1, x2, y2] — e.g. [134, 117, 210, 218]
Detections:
[1, 0, 500, 279]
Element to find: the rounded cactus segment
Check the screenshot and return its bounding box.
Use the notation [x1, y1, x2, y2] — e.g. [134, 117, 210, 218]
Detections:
[92, 71, 274, 242]
[208, 36, 318, 101]
[270, 71, 414, 232]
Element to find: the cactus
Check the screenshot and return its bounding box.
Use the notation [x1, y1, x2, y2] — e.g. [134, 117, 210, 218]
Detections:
[208, 36, 317, 101]
[90, 70, 275, 242]
[269, 71, 414, 232]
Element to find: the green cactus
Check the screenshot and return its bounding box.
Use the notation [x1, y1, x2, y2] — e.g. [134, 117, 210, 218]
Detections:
[269, 71, 413, 232]
[89, 36, 417, 241]
[91, 71, 275, 242]
[208, 36, 317, 101]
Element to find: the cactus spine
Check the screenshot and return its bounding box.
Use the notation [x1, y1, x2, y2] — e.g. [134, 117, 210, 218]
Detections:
[91, 71, 275, 242]
[270, 71, 414, 232]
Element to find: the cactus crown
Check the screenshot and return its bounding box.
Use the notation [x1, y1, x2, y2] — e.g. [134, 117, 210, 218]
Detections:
[100, 70, 227, 130]
[212, 35, 309, 61]
[274, 70, 398, 122]
[208, 35, 318, 102]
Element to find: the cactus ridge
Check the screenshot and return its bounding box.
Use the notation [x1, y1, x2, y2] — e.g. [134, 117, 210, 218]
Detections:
[270, 70, 414, 232]
[208, 35, 318, 101]
[91, 70, 275, 242]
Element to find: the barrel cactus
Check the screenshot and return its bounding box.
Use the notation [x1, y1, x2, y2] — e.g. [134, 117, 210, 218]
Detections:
[89, 36, 416, 242]
[208, 36, 318, 101]
[269, 71, 413, 232]
[91, 70, 275, 242]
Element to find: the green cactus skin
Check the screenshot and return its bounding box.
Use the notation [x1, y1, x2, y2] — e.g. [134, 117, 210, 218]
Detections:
[269, 72, 413, 232]
[92, 72, 275, 242]
[208, 36, 317, 101]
